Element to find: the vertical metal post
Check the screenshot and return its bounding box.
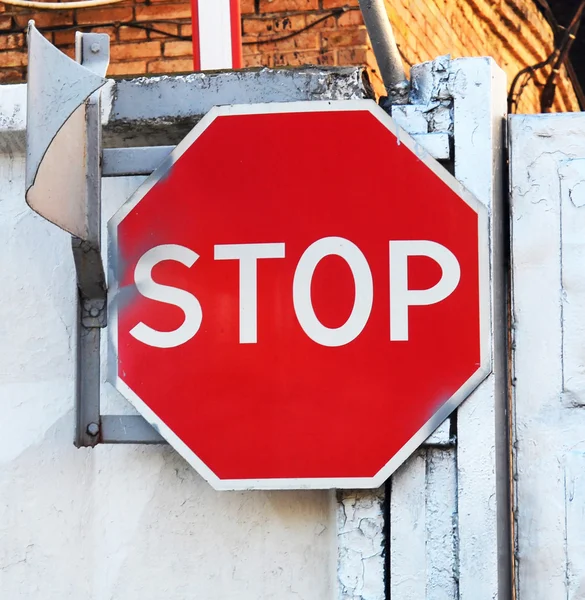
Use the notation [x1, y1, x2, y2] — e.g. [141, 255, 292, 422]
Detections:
[450, 57, 511, 600]
[73, 33, 109, 447]
[72, 95, 104, 447]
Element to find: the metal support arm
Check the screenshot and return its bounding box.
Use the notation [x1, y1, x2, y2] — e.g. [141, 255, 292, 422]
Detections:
[358, 0, 409, 101]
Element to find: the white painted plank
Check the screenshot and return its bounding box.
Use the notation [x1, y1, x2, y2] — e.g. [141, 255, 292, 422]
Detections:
[510, 114, 568, 599]
[337, 489, 385, 600]
[426, 448, 457, 600]
[390, 451, 426, 600]
[566, 452, 585, 599]
[411, 132, 450, 160]
[559, 159, 585, 406]
[450, 57, 509, 600]
[424, 419, 452, 446]
[509, 113, 585, 599]
[391, 105, 428, 133]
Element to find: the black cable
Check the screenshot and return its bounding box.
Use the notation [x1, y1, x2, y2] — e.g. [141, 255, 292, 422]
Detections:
[507, 1, 585, 113]
[541, 0, 585, 112]
[3, 6, 361, 46]
[124, 22, 190, 40]
[508, 51, 555, 113]
[1, 19, 192, 41]
[242, 7, 355, 46]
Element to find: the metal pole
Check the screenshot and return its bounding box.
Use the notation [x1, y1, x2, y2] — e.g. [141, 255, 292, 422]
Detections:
[73, 32, 109, 447]
[358, 0, 408, 99]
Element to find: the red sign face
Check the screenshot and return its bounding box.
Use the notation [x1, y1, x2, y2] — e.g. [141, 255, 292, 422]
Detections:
[109, 101, 490, 490]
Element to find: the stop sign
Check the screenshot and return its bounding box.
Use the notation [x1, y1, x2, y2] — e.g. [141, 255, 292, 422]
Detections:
[108, 100, 490, 490]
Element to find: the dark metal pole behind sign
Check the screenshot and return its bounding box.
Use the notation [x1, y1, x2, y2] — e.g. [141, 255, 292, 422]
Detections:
[358, 0, 409, 99]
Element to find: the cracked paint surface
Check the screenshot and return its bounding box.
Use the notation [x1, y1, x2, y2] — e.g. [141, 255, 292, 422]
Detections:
[337, 489, 385, 600]
[511, 113, 585, 599]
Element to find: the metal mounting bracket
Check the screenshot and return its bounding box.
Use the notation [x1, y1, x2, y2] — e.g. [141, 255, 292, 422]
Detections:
[25, 24, 453, 449]
[25, 23, 166, 447]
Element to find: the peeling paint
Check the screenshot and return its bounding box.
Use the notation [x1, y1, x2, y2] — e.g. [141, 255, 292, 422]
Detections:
[510, 112, 585, 599]
[337, 489, 385, 600]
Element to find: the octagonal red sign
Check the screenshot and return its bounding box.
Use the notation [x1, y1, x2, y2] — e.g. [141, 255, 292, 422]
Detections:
[108, 100, 490, 490]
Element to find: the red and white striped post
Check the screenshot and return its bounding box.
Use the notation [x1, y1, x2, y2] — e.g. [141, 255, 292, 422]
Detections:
[191, 0, 242, 71]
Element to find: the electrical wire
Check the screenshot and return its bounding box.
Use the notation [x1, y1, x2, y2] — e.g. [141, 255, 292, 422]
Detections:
[508, 0, 585, 113]
[242, 7, 356, 45]
[1, 19, 192, 40]
[540, 0, 585, 112]
[508, 51, 555, 113]
[2, 7, 362, 46]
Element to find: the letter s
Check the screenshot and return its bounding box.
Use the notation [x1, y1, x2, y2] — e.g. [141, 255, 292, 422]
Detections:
[129, 244, 202, 349]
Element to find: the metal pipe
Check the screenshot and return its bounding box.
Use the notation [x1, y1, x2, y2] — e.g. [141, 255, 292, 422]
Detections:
[358, 0, 408, 97]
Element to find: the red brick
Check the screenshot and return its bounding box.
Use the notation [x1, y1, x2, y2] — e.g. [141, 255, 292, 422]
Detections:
[321, 28, 367, 49]
[53, 30, 76, 46]
[322, 0, 359, 7]
[0, 67, 23, 82]
[0, 50, 26, 67]
[242, 42, 259, 56]
[241, 0, 256, 14]
[253, 31, 319, 51]
[110, 41, 162, 60]
[243, 15, 307, 35]
[76, 7, 133, 25]
[180, 23, 192, 37]
[61, 46, 75, 59]
[14, 11, 74, 28]
[337, 46, 367, 65]
[89, 26, 117, 38]
[308, 15, 338, 30]
[273, 49, 336, 66]
[163, 40, 192, 57]
[0, 15, 12, 30]
[108, 60, 148, 76]
[259, 0, 319, 13]
[337, 9, 363, 27]
[119, 26, 147, 41]
[0, 33, 24, 51]
[243, 52, 275, 67]
[147, 23, 180, 39]
[135, 4, 191, 21]
[147, 57, 192, 73]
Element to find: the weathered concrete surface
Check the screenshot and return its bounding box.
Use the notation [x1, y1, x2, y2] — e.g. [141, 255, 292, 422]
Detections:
[0, 153, 337, 599]
[337, 488, 385, 600]
[2, 67, 371, 151]
[510, 113, 585, 600]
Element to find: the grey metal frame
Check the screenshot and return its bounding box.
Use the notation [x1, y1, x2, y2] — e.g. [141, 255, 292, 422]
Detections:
[94, 131, 450, 446]
[70, 33, 165, 446]
[73, 34, 109, 447]
[80, 129, 455, 447]
[25, 26, 481, 450]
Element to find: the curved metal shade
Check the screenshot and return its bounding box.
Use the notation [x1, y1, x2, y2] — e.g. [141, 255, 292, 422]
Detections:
[25, 22, 107, 239]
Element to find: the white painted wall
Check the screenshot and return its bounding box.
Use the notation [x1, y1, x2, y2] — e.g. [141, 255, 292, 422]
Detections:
[0, 149, 337, 600]
[510, 113, 585, 600]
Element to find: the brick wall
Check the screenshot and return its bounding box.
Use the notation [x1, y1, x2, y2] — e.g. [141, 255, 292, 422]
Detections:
[0, 0, 578, 113]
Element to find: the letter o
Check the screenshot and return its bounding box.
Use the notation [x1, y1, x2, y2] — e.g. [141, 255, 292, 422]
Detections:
[292, 237, 373, 347]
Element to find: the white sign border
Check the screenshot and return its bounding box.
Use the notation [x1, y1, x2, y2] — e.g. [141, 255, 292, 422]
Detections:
[107, 99, 492, 491]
